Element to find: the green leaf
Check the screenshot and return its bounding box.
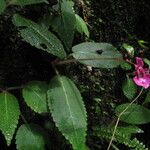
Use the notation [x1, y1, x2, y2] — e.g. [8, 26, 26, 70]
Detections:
[47, 75, 87, 150]
[12, 14, 66, 59]
[72, 42, 123, 68]
[144, 58, 150, 67]
[122, 78, 137, 100]
[143, 91, 150, 104]
[16, 124, 50, 150]
[122, 43, 134, 57]
[75, 14, 89, 37]
[138, 40, 149, 49]
[120, 62, 132, 70]
[0, 0, 6, 14]
[50, 0, 76, 50]
[9, 0, 48, 6]
[115, 103, 150, 124]
[22, 81, 48, 114]
[0, 92, 20, 145]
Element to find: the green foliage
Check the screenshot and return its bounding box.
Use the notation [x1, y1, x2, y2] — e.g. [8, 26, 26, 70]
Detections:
[0, 92, 20, 145]
[0, 0, 6, 14]
[122, 43, 134, 57]
[144, 58, 150, 67]
[9, 0, 48, 6]
[122, 77, 137, 100]
[47, 75, 87, 150]
[94, 126, 148, 150]
[116, 103, 150, 124]
[144, 91, 150, 104]
[22, 81, 48, 114]
[120, 62, 132, 70]
[0, 0, 150, 149]
[75, 14, 89, 37]
[12, 14, 66, 58]
[49, 0, 76, 50]
[16, 124, 50, 150]
[72, 42, 123, 68]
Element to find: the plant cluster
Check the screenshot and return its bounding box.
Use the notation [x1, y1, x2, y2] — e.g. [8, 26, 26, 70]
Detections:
[0, 0, 150, 150]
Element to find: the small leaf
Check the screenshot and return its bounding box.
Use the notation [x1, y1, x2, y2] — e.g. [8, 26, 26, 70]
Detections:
[50, 0, 76, 50]
[122, 77, 137, 100]
[9, 0, 48, 6]
[72, 42, 123, 68]
[120, 62, 132, 70]
[116, 126, 143, 138]
[138, 40, 149, 49]
[0, 0, 6, 14]
[12, 14, 66, 58]
[47, 75, 87, 150]
[16, 124, 50, 150]
[143, 91, 150, 104]
[115, 103, 150, 124]
[22, 81, 48, 113]
[75, 14, 89, 37]
[122, 43, 134, 57]
[0, 92, 20, 145]
[144, 58, 150, 67]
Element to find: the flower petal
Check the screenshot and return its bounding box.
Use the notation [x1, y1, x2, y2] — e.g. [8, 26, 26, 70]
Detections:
[135, 57, 144, 69]
[133, 75, 150, 89]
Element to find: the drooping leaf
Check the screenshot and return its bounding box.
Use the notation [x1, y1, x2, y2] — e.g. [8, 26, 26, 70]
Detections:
[50, 0, 76, 50]
[115, 103, 150, 124]
[16, 124, 50, 150]
[22, 81, 48, 114]
[9, 0, 48, 6]
[72, 42, 123, 68]
[0, 0, 6, 14]
[122, 77, 137, 100]
[12, 14, 66, 58]
[143, 91, 150, 104]
[47, 75, 87, 150]
[0, 92, 20, 145]
[75, 14, 89, 37]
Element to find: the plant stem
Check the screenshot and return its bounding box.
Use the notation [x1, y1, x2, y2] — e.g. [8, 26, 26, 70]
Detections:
[112, 144, 120, 150]
[54, 57, 124, 65]
[107, 88, 144, 150]
[0, 85, 24, 92]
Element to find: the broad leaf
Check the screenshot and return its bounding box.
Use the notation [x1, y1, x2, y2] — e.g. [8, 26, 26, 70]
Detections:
[115, 103, 150, 124]
[72, 42, 123, 68]
[12, 14, 66, 58]
[16, 124, 50, 150]
[50, 0, 76, 50]
[122, 78, 137, 100]
[144, 91, 150, 104]
[22, 81, 48, 113]
[0, 92, 20, 145]
[9, 0, 48, 6]
[75, 14, 89, 37]
[47, 75, 87, 150]
[0, 0, 6, 14]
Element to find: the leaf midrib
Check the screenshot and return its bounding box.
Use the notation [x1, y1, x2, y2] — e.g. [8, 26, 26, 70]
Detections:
[59, 77, 78, 144]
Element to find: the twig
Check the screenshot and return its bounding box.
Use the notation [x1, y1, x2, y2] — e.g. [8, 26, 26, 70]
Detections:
[107, 88, 144, 150]
[0, 85, 24, 92]
[54, 57, 124, 65]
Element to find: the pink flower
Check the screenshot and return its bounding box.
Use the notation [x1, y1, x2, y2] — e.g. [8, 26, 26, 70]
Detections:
[133, 57, 150, 89]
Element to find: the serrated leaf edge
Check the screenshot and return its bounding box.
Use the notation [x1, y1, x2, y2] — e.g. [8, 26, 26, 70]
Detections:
[47, 76, 87, 150]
